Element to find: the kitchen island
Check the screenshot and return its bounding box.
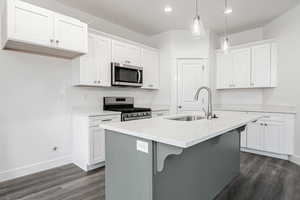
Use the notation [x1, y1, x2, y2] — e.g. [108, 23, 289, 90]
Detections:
[101, 112, 261, 200]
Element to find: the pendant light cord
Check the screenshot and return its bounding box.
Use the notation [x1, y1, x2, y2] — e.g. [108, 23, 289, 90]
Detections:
[195, 0, 198, 16]
[224, 0, 228, 38]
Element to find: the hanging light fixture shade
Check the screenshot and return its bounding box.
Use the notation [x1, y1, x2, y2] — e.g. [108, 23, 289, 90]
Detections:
[223, 37, 230, 53]
[192, 0, 206, 37]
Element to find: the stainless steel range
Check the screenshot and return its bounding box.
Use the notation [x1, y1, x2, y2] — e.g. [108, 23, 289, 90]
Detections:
[103, 97, 151, 121]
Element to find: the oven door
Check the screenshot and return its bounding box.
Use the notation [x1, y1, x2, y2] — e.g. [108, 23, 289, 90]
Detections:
[112, 63, 143, 87]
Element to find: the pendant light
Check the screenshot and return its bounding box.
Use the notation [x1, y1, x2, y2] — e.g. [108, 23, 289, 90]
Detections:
[223, 0, 230, 53]
[192, 0, 206, 37]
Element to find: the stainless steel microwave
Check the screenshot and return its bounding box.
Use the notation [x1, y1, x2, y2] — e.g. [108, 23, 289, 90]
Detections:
[111, 62, 143, 87]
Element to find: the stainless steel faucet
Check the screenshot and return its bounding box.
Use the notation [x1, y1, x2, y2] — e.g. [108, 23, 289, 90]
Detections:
[194, 86, 213, 120]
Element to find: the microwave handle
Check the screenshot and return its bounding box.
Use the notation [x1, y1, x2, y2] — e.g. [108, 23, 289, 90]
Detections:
[138, 70, 141, 83]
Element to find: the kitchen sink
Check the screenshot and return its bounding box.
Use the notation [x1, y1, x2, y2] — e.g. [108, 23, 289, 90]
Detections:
[166, 115, 206, 121]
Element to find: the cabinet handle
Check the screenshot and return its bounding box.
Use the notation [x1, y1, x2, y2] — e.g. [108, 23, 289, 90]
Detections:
[265, 123, 268, 126]
[149, 84, 154, 87]
[125, 60, 131, 64]
[98, 80, 101, 84]
[56, 40, 60, 43]
[178, 106, 182, 109]
[50, 39, 54, 43]
[94, 81, 97, 84]
[101, 119, 112, 122]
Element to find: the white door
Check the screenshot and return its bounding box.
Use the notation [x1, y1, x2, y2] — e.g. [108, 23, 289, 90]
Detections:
[112, 40, 127, 64]
[177, 59, 208, 112]
[232, 48, 251, 88]
[251, 44, 271, 87]
[126, 44, 141, 67]
[216, 53, 233, 89]
[9, 0, 54, 47]
[141, 48, 160, 89]
[80, 34, 98, 85]
[94, 35, 112, 87]
[263, 121, 282, 154]
[247, 122, 264, 151]
[54, 14, 88, 53]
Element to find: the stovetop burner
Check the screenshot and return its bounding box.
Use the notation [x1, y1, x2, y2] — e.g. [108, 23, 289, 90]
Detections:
[103, 97, 152, 121]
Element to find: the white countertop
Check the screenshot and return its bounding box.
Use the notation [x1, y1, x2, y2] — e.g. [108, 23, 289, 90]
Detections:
[214, 104, 296, 114]
[101, 112, 261, 148]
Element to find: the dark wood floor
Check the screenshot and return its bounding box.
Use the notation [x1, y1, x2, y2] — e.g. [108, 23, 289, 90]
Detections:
[1, 152, 300, 200]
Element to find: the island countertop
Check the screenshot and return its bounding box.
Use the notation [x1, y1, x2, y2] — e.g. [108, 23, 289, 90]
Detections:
[101, 112, 262, 148]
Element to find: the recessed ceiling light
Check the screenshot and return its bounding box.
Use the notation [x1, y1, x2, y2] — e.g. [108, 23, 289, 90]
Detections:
[164, 5, 173, 13]
[224, 7, 233, 14]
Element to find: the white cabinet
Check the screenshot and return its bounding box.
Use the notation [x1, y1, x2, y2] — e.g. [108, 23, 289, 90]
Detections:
[251, 44, 271, 87]
[141, 48, 160, 89]
[216, 40, 277, 89]
[245, 113, 294, 157]
[246, 121, 264, 150]
[217, 48, 251, 89]
[240, 128, 247, 148]
[112, 40, 141, 66]
[54, 14, 88, 53]
[2, 0, 88, 58]
[216, 53, 233, 89]
[72, 114, 120, 171]
[232, 48, 251, 88]
[72, 33, 112, 87]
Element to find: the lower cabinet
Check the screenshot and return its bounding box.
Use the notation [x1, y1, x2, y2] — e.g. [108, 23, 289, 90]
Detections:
[72, 114, 120, 171]
[217, 110, 295, 158]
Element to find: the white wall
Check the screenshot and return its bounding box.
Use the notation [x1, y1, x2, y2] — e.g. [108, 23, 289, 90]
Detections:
[0, 0, 161, 181]
[262, 4, 300, 156]
[151, 30, 210, 114]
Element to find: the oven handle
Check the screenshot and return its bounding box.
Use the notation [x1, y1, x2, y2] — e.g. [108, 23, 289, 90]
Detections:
[138, 70, 141, 83]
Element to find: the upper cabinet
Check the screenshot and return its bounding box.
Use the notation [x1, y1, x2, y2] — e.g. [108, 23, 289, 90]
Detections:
[1, 0, 88, 58]
[72, 33, 111, 87]
[141, 48, 160, 89]
[112, 40, 141, 67]
[216, 40, 277, 89]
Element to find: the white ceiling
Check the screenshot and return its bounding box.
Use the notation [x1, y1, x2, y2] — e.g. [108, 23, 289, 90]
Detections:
[56, 0, 300, 36]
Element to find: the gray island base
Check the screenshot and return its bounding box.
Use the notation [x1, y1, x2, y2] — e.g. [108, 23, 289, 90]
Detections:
[105, 127, 244, 200]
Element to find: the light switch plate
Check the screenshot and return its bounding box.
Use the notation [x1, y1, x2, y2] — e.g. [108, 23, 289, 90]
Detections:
[136, 140, 149, 153]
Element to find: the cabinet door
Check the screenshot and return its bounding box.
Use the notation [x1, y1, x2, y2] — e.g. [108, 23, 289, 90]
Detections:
[247, 122, 264, 151]
[126, 44, 141, 67]
[240, 128, 247, 148]
[251, 44, 271, 87]
[141, 48, 160, 89]
[9, 0, 54, 47]
[112, 40, 127, 64]
[90, 127, 105, 164]
[54, 14, 88, 53]
[90, 116, 120, 164]
[80, 34, 98, 85]
[94, 35, 112, 87]
[232, 48, 251, 88]
[263, 122, 283, 154]
[216, 53, 233, 89]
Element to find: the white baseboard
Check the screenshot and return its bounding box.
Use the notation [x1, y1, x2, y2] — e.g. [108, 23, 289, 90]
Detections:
[0, 155, 72, 183]
[241, 148, 289, 160]
[289, 154, 300, 166]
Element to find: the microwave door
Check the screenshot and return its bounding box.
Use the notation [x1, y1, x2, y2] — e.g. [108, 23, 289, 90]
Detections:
[113, 65, 142, 87]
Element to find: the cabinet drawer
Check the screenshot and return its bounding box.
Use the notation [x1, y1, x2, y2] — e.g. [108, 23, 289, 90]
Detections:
[89, 115, 120, 127]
